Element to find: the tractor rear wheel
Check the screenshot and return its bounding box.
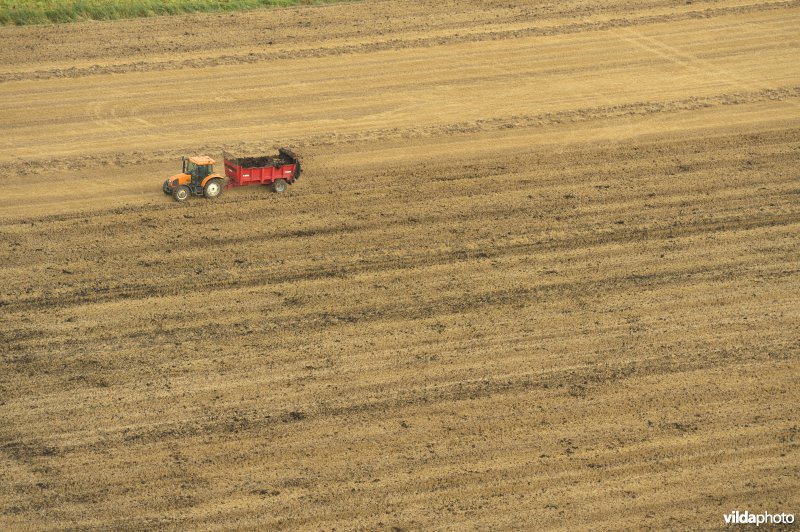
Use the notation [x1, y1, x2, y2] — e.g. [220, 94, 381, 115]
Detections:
[173, 185, 191, 202]
[272, 179, 287, 193]
[204, 178, 223, 199]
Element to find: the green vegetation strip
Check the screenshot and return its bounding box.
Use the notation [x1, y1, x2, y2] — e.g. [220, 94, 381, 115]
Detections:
[0, 0, 353, 25]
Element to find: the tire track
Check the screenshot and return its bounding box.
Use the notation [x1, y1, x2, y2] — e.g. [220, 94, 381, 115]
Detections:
[1, 0, 795, 82]
[2, 209, 797, 313]
[4, 86, 798, 178]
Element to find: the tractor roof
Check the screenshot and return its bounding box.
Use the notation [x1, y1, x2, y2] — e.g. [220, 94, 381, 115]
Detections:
[188, 155, 216, 165]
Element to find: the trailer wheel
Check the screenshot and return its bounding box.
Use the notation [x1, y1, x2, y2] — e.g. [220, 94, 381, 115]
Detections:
[173, 185, 191, 202]
[272, 179, 287, 193]
[162, 179, 171, 194]
[204, 178, 223, 199]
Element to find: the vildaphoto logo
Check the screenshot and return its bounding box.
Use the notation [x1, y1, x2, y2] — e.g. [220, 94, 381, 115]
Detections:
[724, 510, 795, 526]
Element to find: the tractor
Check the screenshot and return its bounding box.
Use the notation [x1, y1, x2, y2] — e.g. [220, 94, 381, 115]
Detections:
[162, 155, 225, 202]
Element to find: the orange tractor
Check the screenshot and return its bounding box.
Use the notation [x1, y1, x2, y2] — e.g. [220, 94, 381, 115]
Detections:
[162, 156, 225, 202]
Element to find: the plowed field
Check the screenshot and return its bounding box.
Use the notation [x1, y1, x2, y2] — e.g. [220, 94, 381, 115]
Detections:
[1, 0, 798, 529]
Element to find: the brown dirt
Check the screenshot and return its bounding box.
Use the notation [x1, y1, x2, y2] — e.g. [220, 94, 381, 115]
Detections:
[1, 0, 798, 529]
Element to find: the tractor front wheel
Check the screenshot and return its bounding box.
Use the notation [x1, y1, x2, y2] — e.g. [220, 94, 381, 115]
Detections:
[173, 185, 191, 202]
[162, 179, 171, 194]
[204, 178, 223, 199]
[272, 179, 287, 193]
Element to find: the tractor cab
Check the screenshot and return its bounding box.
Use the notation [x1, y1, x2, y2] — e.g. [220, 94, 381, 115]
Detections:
[183, 156, 215, 185]
[162, 155, 225, 202]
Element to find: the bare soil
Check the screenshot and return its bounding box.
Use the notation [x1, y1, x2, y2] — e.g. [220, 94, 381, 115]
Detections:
[0, 0, 798, 529]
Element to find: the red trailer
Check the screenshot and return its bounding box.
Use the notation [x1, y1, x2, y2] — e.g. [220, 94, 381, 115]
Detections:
[223, 148, 301, 193]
